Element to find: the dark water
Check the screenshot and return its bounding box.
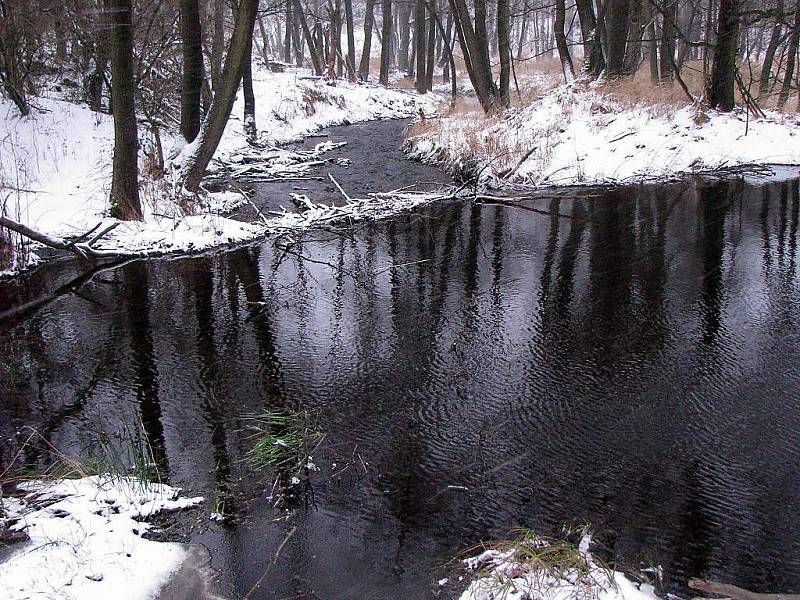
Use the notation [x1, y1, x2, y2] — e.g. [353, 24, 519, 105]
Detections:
[2, 128, 800, 599]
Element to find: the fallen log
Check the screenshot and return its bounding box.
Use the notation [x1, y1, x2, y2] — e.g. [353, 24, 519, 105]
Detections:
[0, 216, 123, 261]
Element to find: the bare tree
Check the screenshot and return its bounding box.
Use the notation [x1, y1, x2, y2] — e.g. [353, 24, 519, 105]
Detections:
[110, 0, 142, 220]
[180, 0, 204, 142]
[181, 0, 260, 192]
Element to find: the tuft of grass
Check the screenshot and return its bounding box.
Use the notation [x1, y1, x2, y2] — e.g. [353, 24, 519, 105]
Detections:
[457, 529, 617, 600]
[241, 407, 323, 472]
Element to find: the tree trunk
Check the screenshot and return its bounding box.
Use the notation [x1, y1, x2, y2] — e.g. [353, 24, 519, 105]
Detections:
[359, 0, 375, 79]
[398, 1, 412, 71]
[574, 0, 604, 77]
[449, 0, 499, 113]
[425, 5, 437, 90]
[344, 0, 356, 80]
[211, 0, 225, 91]
[707, 0, 739, 111]
[497, 0, 512, 104]
[554, 0, 574, 84]
[182, 0, 260, 192]
[622, 0, 644, 76]
[659, 0, 677, 80]
[758, 0, 784, 100]
[605, 0, 630, 77]
[778, 0, 800, 109]
[180, 0, 204, 142]
[109, 0, 142, 220]
[379, 0, 392, 84]
[414, 0, 427, 92]
[243, 31, 256, 142]
[294, 0, 324, 75]
[284, 0, 293, 63]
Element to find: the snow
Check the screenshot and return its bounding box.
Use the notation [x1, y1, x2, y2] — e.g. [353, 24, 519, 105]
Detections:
[405, 84, 800, 188]
[458, 535, 659, 600]
[0, 66, 440, 274]
[0, 475, 203, 600]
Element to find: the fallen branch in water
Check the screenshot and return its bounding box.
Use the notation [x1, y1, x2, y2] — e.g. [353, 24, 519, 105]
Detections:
[689, 579, 800, 600]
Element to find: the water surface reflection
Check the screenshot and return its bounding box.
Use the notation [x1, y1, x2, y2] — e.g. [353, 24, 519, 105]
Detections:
[1, 176, 800, 599]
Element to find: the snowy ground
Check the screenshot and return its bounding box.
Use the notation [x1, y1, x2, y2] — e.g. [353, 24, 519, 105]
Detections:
[405, 84, 800, 188]
[453, 535, 659, 600]
[0, 475, 203, 599]
[0, 66, 440, 274]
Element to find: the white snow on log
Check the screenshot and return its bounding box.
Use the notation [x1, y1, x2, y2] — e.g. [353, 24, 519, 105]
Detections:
[0, 475, 203, 600]
[405, 85, 800, 188]
[458, 535, 659, 600]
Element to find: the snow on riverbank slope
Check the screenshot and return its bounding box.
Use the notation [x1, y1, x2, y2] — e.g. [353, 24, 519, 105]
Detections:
[0, 67, 438, 272]
[456, 535, 659, 600]
[405, 85, 800, 188]
[0, 476, 203, 599]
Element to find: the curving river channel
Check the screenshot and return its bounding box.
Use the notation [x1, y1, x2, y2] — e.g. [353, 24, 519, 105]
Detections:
[1, 120, 800, 599]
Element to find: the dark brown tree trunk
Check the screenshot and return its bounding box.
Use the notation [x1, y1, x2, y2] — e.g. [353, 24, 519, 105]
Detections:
[605, 0, 630, 77]
[211, 0, 225, 91]
[449, 0, 500, 113]
[644, 0, 659, 82]
[284, 0, 293, 62]
[425, 5, 436, 90]
[554, 0, 574, 84]
[415, 0, 427, 92]
[497, 0, 511, 104]
[183, 0, 260, 192]
[379, 0, 392, 84]
[294, 0, 324, 75]
[659, 0, 677, 80]
[708, 0, 739, 111]
[243, 30, 256, 142]
[398, 1, 412, 71]
[574, 0, 604, 77]
[359, 0, 375, 79]
[778, 0, 800, 109]
[344, 0, 356, 79]
[109, 0, 142, 220]
[622, 0, 644, 75]
[759, 0, 784, 100]
[180, 0, 204, 142]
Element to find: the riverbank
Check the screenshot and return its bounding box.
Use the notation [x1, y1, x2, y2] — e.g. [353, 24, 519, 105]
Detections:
[0, 66, 440, 275]
[404, 83, 800, 188]
[0, 475, 203, 599]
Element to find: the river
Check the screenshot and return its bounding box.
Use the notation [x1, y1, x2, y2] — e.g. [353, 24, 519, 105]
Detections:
[1, 120, 799, 599]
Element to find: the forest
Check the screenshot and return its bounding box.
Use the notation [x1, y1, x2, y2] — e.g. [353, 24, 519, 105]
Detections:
[1, 0, 800, 599]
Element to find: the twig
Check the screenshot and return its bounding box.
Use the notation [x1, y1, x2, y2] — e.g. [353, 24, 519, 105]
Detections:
[328, 174, 353, 203]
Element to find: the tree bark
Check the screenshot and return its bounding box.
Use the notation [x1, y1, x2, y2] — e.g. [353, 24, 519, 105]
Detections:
[180, 0, 204, 142]
[425, 4, 436, 90]
[242, 30, 256, 142]
[574, 0, 604, 77]
[707, 0, 739, 111]
[211, 0, 225, 91]
[343, 0, 356, 80]
[758, 0, 784, 100]
[605, 0, 630, 77]
[182, 0, 260, 192]
[359, 0, 375, 79]
[778, 1, 800, 109]
[294, 0, 324, 75]
[379, 0, 392, 84]
[414, 0, 427, 92]
[554, 0, 574, 84]
[449, 0, 499, 113]
[109, 0, 142, 220]
[398, 1, 412, 71]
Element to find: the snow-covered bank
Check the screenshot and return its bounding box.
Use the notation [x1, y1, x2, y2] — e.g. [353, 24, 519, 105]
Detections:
[0, 67, 440, 273]
[0, 476, 203, 599]
[455, 534, 659, 600]
[405, 85, 800, 188]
